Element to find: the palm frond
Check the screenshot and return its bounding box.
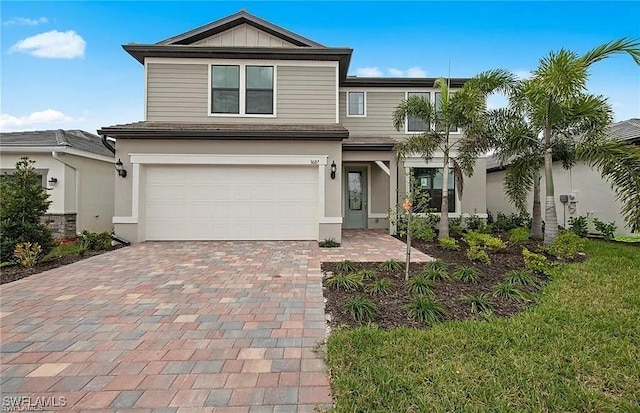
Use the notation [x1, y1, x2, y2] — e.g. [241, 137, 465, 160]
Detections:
[394, 132, 442, 161]
[577, 139, 640, 232]
[504, 155, 543, 213]
[392, 95, 434, 131]
[579, 37, 640, 67]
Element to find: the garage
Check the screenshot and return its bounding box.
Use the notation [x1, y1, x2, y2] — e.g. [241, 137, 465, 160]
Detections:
[143, 164, 319, 240]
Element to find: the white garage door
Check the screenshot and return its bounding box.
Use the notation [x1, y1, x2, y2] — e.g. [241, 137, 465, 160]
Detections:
[144, 164, 318, 240]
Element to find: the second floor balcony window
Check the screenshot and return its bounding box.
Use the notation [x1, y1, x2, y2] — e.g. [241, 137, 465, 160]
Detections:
[212, 65, 240, 114]
[246, 66, 274, 115]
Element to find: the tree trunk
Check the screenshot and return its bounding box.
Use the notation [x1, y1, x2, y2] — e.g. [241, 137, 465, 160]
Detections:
[531, 173, 543, 240]
[439, 152, 450, 239]
[543, 145, 558, 244]
[405, 206, 412, 281]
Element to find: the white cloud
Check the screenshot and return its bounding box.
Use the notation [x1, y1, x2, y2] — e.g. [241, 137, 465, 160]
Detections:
[513, 69, 532, 80]
[387, 66, 427, 77]
[2, 17, 48, 26]
[0, 109, 79, 132]
[355, 67, 383, 77]
[10, 30, 86, 59]
[486, 93, 509, 110]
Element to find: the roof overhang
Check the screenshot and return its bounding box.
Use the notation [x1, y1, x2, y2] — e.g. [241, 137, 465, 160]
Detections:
[0, 145, 115, 162]
[98, 123, 349, 141]
[341, 77, 470, 88]
[123, 45, 353, 81]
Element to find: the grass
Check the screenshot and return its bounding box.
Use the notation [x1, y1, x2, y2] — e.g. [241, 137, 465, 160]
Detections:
[615, 234, 640, 243]
[44, 244, 84, 260]
[326, 240, 640, 412]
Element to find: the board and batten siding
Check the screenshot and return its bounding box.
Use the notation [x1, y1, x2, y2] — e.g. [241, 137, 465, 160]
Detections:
[146, 63, 337, 124]
[192, 23, 296, 48]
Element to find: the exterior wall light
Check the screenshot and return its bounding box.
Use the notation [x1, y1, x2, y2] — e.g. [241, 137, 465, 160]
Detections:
[330, 161, 337, 180]
[115, 159, 127, 178]
[47, 177, 58, 186]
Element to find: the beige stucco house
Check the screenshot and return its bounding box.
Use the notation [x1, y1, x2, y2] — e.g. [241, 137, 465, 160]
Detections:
[98, 11, 487, 243]
[486, 119, 640, 236]
[0, 129, 115, 238]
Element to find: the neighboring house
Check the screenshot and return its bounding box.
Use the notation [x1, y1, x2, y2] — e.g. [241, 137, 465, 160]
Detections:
[0, 129, 115, 238]
[98, 10, 486, 243]
[486, 118, 640, 236]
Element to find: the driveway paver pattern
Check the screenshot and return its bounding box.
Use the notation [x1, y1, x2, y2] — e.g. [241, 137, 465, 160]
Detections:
[1, 231, 431, 411]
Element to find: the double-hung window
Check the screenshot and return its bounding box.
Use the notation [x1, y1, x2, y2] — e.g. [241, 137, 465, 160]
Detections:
[211, 64, 274, 116]
[347, 91, 365, 116]
[406, 92, 430, 133]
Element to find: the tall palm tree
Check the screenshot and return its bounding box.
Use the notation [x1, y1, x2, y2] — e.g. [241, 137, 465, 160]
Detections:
[492, 38, 640, 243]
[393, 71, 515, 238]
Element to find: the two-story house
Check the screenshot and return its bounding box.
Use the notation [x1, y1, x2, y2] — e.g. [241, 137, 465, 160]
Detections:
[98, 10, 487, 243]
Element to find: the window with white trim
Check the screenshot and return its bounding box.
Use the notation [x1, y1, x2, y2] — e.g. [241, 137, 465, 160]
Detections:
[412, 167, 455, 213]
[407, 92, 430, 132]
[347, 91, 365, 116]
[210, 64, 275, 115]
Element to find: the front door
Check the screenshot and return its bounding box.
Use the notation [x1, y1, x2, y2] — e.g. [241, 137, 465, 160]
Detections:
[344, 167, 368, 229]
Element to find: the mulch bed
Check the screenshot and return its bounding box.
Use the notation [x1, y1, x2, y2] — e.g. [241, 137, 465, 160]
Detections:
[1, 246, 124, 285]
[322, 236, 552, 329]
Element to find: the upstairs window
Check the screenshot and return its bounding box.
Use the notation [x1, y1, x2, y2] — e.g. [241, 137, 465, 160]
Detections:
[246, 66, 274, 114]
[210, 64, 275, 116]
[211, 65, 240, 114]
[435, 92, 458, 132]
[407, 92, 430, 132]
[347, 92, 366, 116]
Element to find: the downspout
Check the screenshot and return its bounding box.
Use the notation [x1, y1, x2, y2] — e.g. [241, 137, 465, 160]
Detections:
[100, 134, 131, 246]
[101, 134, 116, 154]
[52, 151, 80, 235]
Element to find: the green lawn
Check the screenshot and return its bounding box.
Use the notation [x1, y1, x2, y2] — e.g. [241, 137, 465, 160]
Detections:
[326, 240, 640, 412]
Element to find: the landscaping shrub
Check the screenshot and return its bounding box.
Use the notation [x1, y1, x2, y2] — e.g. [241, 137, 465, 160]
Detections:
[593, 218, 616, 240]
[379, 259, 404, 271]
[504, 269, 537, 286]
[546, 231, 585, 260]
[438, 237, 460, 250]
[522, 248, 551, 275]
[494, 212, 532, 233]
[406, 275, 435, 296]
[345, 296, 379, 323]
[465, 231, 506, 252]
[325, 273, 363, 291]
[466, 245, 491, 264]
[492, 282, 531, 301]
[366, 278, 393, 295]
[449, 217, 463, 238]
[406, 296, 447, 325]
[460, 293, 494, 314]
[464, 214, 485, 231]
[421, 261, 449, 280]
[76, 230, 112, 251]
[0, 157, 56, 262]
[320, 238, 341, 248]
[453, 265, 480, 283]
[13, 242, 42, 268]
[509, 227, 531, 245]
[410, 216, 436, 241]
[357, 269, 377, 282]
[568, 216, 589, 237]
[336, 259, 357, 273]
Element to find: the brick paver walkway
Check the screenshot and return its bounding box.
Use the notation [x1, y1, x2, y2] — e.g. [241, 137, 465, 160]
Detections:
[1, 231, 432, 411]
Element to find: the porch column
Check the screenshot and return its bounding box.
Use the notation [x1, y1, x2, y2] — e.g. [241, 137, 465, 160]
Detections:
[389, 156, 398, 235]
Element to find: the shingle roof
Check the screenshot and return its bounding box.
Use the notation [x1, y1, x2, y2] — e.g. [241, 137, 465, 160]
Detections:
[0, 129, 114, 157]
[98, 121, 349, 140]
[486, 118, 640, 171]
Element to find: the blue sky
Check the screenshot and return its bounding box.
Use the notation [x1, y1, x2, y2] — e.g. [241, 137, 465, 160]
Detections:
[1, 1, 639, 134]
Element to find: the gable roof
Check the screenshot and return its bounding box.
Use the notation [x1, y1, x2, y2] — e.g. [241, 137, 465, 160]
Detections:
[486, 118, 640, 171]
[156, 10, 325, 48]
[0, 129, 114, 158]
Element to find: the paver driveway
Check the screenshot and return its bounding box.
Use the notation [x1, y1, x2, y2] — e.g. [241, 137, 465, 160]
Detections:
[1, 231, 429, 411]
[1, 241, 331, 412]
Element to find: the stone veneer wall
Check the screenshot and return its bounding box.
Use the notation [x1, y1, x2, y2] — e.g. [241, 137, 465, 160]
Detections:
[41, 213, 77, 239]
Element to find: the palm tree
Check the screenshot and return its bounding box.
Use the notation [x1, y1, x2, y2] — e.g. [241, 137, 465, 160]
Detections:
[490, 38, 640, 243]
[392, 71, 515, 238]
